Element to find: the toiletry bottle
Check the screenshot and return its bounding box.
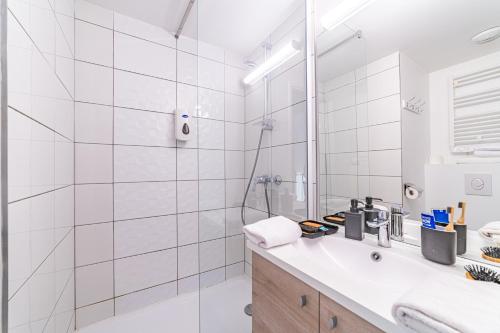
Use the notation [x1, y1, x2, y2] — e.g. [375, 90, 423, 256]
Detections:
[345, 199, 365, 241]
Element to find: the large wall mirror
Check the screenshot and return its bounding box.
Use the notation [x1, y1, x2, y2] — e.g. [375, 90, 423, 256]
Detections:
[315, 0, 500, 266]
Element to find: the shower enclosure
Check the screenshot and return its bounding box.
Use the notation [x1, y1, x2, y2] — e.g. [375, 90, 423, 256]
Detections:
[1, 0, 310, 332]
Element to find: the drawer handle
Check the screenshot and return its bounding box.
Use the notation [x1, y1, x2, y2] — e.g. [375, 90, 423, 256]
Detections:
[298, 295, 307, 307]
[329, 316, 338, 330]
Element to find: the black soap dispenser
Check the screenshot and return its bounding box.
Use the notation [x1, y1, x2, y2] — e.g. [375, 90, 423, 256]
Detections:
[344, 199, 365, 241]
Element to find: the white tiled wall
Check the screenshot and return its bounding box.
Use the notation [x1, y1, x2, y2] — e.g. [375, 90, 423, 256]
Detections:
[7, 0, 76, 331]
[319, 52, 403, 216]
[73, 1, 247, 328]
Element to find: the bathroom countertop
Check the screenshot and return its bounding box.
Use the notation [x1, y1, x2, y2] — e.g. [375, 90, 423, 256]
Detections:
[247, 231, 488, 333]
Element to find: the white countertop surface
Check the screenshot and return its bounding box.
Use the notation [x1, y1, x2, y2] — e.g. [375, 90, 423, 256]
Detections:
[247, 230, 488, 333]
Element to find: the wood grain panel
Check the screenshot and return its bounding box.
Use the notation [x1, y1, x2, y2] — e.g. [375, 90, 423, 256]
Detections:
[319, 293, 384, 333]
[252, 253, 320, 333]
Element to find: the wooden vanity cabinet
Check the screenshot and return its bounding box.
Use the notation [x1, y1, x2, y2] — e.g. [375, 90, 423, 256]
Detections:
[253, 253, 385, 333]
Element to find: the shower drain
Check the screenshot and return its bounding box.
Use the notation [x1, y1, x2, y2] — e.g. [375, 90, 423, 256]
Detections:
[244, 304, 253, 316]
[370, 251, 382, 262]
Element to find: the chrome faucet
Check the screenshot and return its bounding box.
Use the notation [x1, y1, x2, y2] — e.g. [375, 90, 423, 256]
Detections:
[366, 210, 391, 248]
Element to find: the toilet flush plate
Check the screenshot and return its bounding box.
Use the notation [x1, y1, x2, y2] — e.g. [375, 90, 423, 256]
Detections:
[465, 173, 492, 196]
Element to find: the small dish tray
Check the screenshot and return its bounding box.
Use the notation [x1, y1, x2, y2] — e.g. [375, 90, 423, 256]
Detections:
[300, 220, 339, 239]
[322, 212, 345, 226]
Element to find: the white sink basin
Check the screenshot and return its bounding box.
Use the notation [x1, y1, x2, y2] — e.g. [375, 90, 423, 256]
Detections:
[248, 232, 468, 333]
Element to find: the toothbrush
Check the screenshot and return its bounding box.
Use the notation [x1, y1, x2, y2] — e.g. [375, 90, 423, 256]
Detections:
[445, 206, 455, 232]
[457, 202, 466, 225]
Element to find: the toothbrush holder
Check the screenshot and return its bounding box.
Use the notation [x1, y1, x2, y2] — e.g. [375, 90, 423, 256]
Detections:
[421, 226, 457, 265]
[436, 223, 467, 255]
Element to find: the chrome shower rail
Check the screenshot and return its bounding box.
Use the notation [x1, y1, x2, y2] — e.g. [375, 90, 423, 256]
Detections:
[175, 0, 196, 39]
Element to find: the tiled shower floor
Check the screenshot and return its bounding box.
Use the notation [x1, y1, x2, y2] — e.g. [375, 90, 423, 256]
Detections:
[77, 275, 252, 333]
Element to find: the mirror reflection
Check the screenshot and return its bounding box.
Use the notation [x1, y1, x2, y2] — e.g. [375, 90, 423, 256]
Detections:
[315, 0, 500, 266]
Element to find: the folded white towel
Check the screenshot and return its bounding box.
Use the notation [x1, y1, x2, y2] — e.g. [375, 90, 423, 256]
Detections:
[243, 216, 302, 249]
[392, 273, 500, 333]
[479, 221, 500, 246]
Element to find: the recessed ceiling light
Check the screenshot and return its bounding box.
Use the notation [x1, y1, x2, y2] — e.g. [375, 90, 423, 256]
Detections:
[472, 27, 500, 44]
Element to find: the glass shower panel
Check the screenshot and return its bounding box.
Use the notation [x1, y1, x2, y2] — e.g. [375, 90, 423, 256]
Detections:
[196, 1, 308, 332]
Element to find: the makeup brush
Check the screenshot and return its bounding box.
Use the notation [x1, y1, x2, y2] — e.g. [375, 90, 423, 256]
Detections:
[457, 202, 466, 225]
[445, 206, 454, 232]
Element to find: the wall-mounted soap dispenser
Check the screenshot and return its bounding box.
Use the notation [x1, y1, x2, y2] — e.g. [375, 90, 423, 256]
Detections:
[175, 109, 191, 141]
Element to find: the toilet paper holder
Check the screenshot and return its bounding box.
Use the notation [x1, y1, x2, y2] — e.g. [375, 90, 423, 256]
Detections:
[404, 183, 423, 200]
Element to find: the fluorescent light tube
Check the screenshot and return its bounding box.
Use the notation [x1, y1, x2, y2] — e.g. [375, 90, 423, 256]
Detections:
[243, 40, 301, 86]
[321, 0, 376, 31]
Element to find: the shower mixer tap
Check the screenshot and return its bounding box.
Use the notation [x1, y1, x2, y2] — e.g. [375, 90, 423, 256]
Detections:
[252, 175, 282, 191]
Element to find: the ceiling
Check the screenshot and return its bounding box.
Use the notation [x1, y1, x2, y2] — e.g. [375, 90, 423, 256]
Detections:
[316, 0, 500, 82]
[86, 0, 299, 56]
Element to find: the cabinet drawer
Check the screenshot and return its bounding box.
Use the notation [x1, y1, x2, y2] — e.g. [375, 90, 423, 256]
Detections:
[253, 253, 319, 333]
[320, 294, 384, 333]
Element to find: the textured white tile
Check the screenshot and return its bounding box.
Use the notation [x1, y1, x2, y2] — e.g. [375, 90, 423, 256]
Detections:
[177, 83, 198, 116]
[367, 67, 400, 101]
[30, 6, 55, 55]
[75, 223, 113, 266]
[331, 107, 356, 132]
[198, 88, 224, 120]
[330, 152, 358, 175]
[114, 70, 176, 113]
[55, 0, 75, 16]
[56, 13, 75, 56]
[178, 275, 199, 294]
[369, 150, 402, 176]
[115, 281, 177, 315]
[200, 267, 225, 288]
[75, 20, 113, 66]
[177, 181, 198, 213]
[367, 52, 399, 76]
[226, 235, 244, 265]
[226, 179, 244, 208]
[199, 239, 225, 272]
[114, 146, 176, 182]
[177, 149, 198, 181]
[199, 150, 224, 180]
[356, 79, 368, 104]
[270, 61, 306, 112]
[358, 175, 370, 199]
[114, 182, 177, 220]
[76, 300, 114, 329]
[369, 176, 402, 204]
[357, 152, 369, 175]
[369, 122, 401, 150]
[114, 215, 177, 258]
[331, 175, 358, 198]
[55, 186, 75, 228]
[75, 0, 113, 28]
[178, 212, 198, 246]
[114, 108, 176, 147]
[330, 129, 357, 153]
[75, 143, 112, 184]
[114, 13, 176, 48]
[199, 180, 225, 211]
[114, 249, 177, 296]
[225, 122, 244, 150]
[226, 262, 245, 279]
[226, 208, 243, 236]
[198, 119, 224, 150]
[55, 138, 74, 186]
[56, 56, 75, 97]
[75, 61, 113, 105]
[75, 102, 113, 144]
[177, 51, 197, 85]
[199, 209, 225, 242]
[326, 84, 355, 111]
[225, 150, 244, 179]
[224, 65, 245, 96]
[357, 127, 369, 152]
[225, 93, 244, 123]
[198, 57, 224, 91]
[75, 184, 113, 225]
[271, 102, 307, 146]
[198, 40, 224, 62]
[178, 244, 199, 278]
[75, 262, 113, 307]
[271, 143, 307, 182]
[367, 94, 401, 126]
[114, 33, 176, 80]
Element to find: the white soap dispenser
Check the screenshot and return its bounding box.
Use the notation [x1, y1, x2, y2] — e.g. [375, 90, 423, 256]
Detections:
[175, 109, 191, 141]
